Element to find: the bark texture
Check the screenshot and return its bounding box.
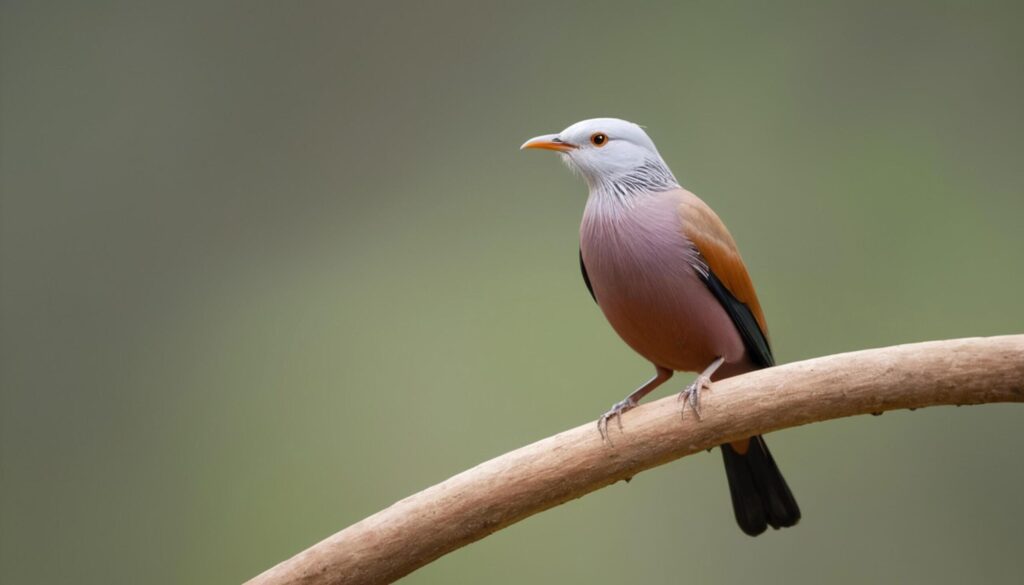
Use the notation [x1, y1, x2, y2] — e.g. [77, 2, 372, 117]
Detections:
[247, 335, 1024, 585]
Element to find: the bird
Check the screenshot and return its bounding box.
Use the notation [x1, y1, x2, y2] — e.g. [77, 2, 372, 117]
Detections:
[521, 118, 800, 536]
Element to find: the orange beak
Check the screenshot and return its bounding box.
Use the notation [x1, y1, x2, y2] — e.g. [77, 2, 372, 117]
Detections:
[520, 133, 576, 152]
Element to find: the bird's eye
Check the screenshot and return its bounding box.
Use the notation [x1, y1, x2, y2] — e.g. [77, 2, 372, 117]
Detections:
[590, 132, 608, 147]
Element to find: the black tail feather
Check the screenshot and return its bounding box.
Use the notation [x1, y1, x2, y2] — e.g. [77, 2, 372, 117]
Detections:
[721, 436, 800, 536]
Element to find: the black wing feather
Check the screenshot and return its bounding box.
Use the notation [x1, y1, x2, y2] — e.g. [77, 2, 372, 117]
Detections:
[703, 270, 774, 368]
[706, 272, 800, 535]
[579, 248, 596, 303]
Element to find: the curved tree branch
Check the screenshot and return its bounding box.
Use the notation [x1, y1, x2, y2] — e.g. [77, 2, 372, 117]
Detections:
[247, 335, 1024, 585]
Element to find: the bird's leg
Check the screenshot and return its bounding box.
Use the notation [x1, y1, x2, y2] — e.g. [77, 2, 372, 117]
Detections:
[678, 356, 725, 420]
[598, 366, 673, 440]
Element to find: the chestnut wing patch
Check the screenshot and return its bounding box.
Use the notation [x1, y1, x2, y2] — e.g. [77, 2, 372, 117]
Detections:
[679, 193, 773, 368]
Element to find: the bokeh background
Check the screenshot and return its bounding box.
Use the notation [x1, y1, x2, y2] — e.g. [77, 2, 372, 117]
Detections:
[3, 2, 1023, 583]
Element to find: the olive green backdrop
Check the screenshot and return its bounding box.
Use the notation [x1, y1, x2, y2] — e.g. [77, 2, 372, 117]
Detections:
[2, 2, 1022, 583]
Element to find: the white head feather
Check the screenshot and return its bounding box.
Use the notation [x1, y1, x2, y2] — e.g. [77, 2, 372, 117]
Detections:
[521, 118, 678, 201]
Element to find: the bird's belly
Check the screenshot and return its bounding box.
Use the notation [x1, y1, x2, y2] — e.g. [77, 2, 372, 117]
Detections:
[580, 197, 745, 373]
[591, 258, 743, 372]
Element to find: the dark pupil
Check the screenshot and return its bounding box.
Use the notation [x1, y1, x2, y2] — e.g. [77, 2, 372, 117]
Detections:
[594, 134, 605, 144]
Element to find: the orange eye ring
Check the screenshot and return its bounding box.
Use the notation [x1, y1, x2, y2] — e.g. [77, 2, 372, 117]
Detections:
[590, 132, 608, 147]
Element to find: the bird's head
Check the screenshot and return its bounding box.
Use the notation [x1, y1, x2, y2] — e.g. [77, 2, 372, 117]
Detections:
[521, 118, 675, 194]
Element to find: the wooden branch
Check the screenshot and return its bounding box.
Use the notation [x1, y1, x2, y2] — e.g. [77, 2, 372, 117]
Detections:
[246, 335, 1024, 585]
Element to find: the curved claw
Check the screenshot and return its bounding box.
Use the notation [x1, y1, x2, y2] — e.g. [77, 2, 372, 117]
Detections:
[678, 375, 712, 420]
[597, 397, 637, 440]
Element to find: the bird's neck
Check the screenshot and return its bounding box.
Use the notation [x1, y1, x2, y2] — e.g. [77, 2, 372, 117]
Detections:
[584, 158, 679, 212]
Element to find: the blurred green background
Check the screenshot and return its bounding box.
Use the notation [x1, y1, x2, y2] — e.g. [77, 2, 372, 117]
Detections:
[2, 1, 1023, 583]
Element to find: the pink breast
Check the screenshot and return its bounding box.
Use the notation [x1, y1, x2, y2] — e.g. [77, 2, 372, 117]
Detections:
[579, 189, 747, 374]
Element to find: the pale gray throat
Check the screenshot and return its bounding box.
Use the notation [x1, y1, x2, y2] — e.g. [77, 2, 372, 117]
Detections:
[591, 158, 680, 204]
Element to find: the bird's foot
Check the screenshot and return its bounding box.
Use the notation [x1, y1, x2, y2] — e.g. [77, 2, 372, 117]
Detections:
[597, 397, 638, 440]
[678, 374, 713, 420]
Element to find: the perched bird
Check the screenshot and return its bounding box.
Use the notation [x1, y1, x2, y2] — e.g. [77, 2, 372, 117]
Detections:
[521, 118, 800, 536]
